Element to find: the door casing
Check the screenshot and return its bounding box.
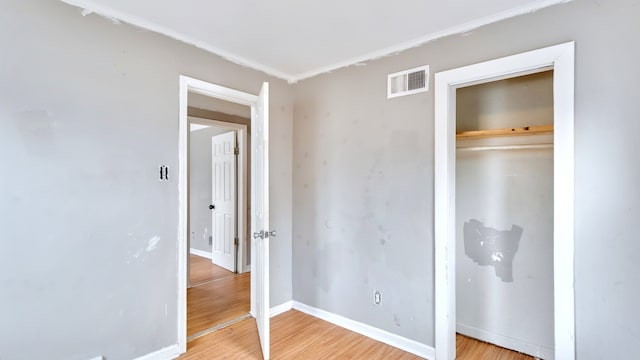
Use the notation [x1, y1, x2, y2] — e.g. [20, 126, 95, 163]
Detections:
[178, 76, 264, 354]
[433, 42, 576, 360]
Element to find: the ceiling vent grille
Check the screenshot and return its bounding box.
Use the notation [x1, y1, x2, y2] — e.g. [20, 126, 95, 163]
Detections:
[387, 65, 430, 98]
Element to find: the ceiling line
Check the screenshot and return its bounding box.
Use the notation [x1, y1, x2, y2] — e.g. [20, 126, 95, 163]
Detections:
[60, 0, 295, 82]
[290, 0, 571, 82]
[61, 0, 571, 84]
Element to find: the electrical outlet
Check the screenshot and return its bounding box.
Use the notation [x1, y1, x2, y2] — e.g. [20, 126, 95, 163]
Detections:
[208, 236, 213, 245]
[374, 290, 382, 305]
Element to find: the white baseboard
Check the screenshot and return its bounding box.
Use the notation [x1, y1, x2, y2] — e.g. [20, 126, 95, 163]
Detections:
[457, 323, 554, 359]
[292, 301, 434, 359]
[133, 344, 180, 360]
[189, 248, 212, 259]
[270, 300, 293, 318]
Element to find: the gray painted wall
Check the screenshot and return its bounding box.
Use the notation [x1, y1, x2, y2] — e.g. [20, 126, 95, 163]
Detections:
[0, 1, 292, 359]
[292, 0, 640, 358]
[189, 126, 230, 253]
[455, 72, 554, 356]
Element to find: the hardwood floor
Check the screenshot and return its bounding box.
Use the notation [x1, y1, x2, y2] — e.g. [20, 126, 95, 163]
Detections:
[188, 254, 250, 337]
[187, 255, 530, 359]
[180, 310, 422, 360]
[456, 333, 534, 360]
[189, 254, 234, 285]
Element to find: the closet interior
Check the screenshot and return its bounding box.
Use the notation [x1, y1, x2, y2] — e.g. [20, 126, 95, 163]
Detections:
[454, 70, 555, 359]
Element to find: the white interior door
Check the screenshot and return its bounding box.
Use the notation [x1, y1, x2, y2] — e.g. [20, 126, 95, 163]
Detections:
[252, 82, 270, 360]
[211, 131, 237, 272]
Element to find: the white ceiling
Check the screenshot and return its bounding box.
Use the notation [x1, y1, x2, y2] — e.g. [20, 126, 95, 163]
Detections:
[61, 0, 567, 83]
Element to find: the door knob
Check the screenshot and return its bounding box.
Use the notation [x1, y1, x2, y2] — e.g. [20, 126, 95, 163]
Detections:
[209, 204, 215, 210]
[268, 230, 276, 237]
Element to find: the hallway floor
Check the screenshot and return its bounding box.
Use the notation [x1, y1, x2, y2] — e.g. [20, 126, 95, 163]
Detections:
[187, 254, 250, 337]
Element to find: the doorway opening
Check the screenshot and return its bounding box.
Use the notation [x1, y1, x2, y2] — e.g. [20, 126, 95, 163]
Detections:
[434, 42, 575, 360]
[178, 77, 271, 359]
[186, 94, 251, 341]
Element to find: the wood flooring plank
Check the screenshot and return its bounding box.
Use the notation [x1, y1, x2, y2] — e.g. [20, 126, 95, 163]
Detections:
[187, 254, 250, 336]
[187, 273, 250, 336]
[180, 310, 423, 360]
[189, 254, 234, 285]
[183, 264, 533, 360]
[184, 318, 262, 359]
[182, 311, 538, 359]
[456, 333, 534, 360]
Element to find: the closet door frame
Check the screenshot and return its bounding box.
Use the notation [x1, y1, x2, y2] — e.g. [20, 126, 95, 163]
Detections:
[433, 42, 575, 360]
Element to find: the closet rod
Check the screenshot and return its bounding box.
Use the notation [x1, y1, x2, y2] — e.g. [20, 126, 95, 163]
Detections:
[456, 144, 553, 152]
[456, 124, 553, 140]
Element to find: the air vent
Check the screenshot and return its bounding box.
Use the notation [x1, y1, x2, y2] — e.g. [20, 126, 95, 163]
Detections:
[387, 65, 430, 98]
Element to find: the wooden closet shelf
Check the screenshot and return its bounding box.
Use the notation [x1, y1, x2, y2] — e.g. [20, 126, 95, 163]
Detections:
[456, 124, 553, 139]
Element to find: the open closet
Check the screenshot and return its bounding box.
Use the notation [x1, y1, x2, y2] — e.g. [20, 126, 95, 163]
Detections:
[455, 70, 555, 359]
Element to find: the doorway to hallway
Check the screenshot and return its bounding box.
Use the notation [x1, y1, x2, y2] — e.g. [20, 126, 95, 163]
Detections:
[178, 77, 272, 359]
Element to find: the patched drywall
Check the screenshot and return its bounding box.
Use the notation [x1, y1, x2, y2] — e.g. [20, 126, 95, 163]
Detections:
[0, 1, 292, 359]
[461, 219, 523, 282]
[292, 1, 640, 357]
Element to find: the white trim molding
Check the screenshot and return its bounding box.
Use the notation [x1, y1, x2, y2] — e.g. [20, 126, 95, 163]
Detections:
[270, 300, 293, 318]
[434, 42, 575, 360]
[189, 248, 212, 260]
[292, 301, 434, 359]
[133, 344, 180, 360]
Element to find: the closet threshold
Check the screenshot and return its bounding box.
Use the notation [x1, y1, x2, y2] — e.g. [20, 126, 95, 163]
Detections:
[456, 124, 553, 140]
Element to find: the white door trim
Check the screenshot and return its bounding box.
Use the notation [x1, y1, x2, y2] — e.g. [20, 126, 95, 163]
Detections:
[434, 42, 575, 360]
[179, 76, 259, 354]
[189, 116, 250, 274]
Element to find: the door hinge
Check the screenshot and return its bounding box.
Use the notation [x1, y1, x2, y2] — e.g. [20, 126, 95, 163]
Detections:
[234, 237, 239, 246]
[234, 147, 239, 155]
